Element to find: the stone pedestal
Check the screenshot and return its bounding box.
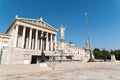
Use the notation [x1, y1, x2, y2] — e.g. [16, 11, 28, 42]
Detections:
[82, 54, 90, 62]
[24, 60, 30, 64]
[40, 63, 48, 67]
[111, 55, 116, 63]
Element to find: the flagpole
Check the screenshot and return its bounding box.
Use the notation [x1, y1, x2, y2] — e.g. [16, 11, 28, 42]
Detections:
[85, 12, 95, 62]
[38, 12, 40, 20]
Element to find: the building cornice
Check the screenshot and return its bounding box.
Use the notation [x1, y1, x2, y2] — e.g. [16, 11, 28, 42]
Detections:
[6, 16, 58, 33]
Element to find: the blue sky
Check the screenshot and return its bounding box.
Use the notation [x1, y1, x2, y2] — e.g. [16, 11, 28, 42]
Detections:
[0, 0, 120, 50]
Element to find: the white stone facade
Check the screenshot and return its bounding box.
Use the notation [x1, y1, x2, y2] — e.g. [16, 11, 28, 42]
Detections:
[0, 34, 12, 49]
[56, 25, 90, 61]
[56, 42, 89, 61]
[0, 16, 90, 65]
[6, 17, 57, 50]
[0, 16, 58, 65]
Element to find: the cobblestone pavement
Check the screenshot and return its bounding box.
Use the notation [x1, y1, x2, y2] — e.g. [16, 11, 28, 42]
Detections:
[0, 62, 120, 80]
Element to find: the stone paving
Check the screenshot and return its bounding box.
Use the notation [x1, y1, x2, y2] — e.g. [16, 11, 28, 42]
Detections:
[0, 61, 120, 80]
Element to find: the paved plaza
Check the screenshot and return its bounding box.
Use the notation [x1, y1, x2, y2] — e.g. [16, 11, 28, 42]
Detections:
[0, 61, 120, 80]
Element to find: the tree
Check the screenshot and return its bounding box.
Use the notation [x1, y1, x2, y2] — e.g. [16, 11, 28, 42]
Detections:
[93, 48, 103, 59]
[114, 49, 120, 60]
[93, 48, 120, 61]
[101, 49, 110, 61]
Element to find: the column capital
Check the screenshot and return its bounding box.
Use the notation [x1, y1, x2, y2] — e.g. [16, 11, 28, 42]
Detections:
[29, 27, 33, 29]
[14, 24, 19, 29]
[14, 24, 19, 28]
[36, 29, 38, 31]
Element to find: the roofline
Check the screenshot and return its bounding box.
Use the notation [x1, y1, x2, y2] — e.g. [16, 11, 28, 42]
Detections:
[17, 19, 57, 32]
[17, 17, 58, 32]
[0, 33, 11, 37]
[5, 16, 58, 33]
[5, 18, 17, 33]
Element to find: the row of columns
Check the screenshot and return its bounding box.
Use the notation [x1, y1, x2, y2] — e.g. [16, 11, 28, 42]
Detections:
[14, 25, 57, 51]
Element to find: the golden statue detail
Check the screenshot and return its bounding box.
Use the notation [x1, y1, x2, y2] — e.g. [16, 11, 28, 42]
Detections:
[60, 24, 65, 43]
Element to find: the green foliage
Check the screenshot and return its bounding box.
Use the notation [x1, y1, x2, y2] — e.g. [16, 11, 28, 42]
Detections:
[114, 49, 120, 60]
[93, 48, 103, 59]
[101, 49, 111, 61]
[93, 48, 120, 60]
[93, 48, 111, 60]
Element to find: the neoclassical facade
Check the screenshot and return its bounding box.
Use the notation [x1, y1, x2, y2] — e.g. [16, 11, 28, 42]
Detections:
[0, 16, 90, 65]
[0, 16, 58, 65]
[6, 16, 57, 51]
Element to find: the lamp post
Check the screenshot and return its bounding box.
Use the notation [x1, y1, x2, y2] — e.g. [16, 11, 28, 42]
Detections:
[0, 41, 3, 65]
[60, 49, 63, 63]
[40, 35, 46, 63]
[85, 12, 94, 62]
[0, 48, 3, 65]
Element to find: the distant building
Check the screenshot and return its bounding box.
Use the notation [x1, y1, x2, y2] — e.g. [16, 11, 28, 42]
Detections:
[0, 16, 90, 65]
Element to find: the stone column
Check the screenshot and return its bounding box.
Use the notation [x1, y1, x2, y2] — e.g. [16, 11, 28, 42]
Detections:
[50, 33, 53, 51]
[40, 31, 43, 50]
[21, 26, 26, 48]
[32, 31, 35, 49]
[35, 30, 38, 49]
[25, 29, 29, 49]
[54, 34, 57, 51]
[46, 32, 49, 50]
[29, 28, 32, 49]
[37, 31, 40, 50]
[14, 25, 19, 47]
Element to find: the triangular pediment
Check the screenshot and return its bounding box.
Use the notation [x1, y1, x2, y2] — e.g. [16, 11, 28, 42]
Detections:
[16, 17, 57, 32]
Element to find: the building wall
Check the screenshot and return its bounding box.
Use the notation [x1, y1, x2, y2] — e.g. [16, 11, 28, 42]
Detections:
[0, 17, 58, 65]
[56, 42, 90, 61]
[0, 34, 11, 48]
[6, 24, 16, 47]
[0, 17, 90, 65]
[1, 48, 57, 65]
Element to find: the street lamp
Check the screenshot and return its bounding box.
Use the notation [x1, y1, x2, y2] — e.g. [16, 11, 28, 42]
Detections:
[0, 41, 3, 65]
[60, 49, 63, 63]
[85, 12, 95, 62]
[40, 35, 46, 63]
[0, 48, 3, 65]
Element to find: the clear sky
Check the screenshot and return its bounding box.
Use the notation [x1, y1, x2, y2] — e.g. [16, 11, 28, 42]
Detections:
[0, 0, 120, 50]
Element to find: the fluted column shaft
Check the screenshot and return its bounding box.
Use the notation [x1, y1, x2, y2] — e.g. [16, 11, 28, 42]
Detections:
[40, 32, 43, 50]
[21, 27, 26, 48]
[35, 30, 38, 49]
[14, 25, 19, 47]
[50, 34, 53, 51]
[54, 34, 57, 51]
[29, 28, 32, 49]
[46, 33, 49, 50]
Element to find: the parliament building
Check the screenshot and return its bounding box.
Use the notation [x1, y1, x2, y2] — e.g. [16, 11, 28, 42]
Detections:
[0, 16, 89, 65]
